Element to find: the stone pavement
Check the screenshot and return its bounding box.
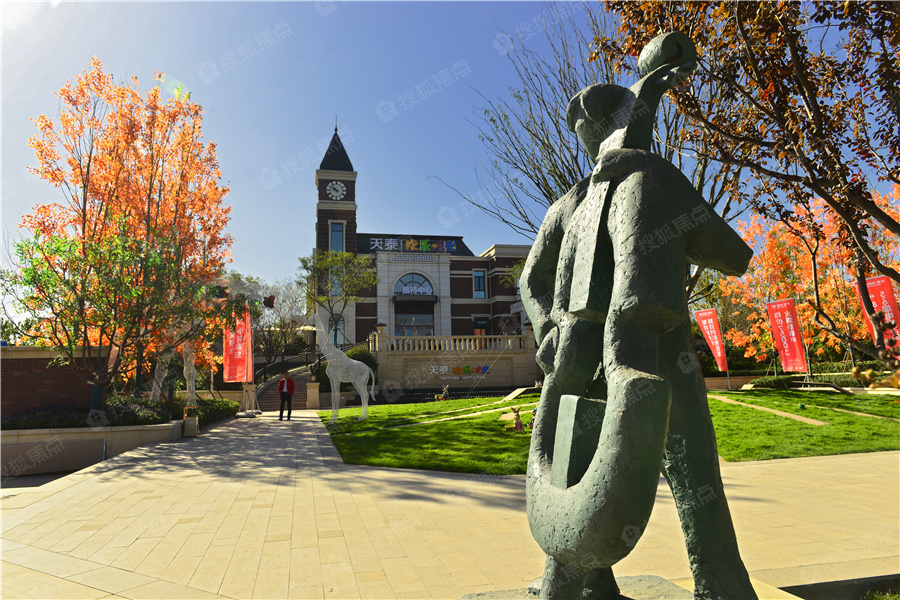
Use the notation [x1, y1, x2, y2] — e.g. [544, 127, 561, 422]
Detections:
[1, 411, 897, 599]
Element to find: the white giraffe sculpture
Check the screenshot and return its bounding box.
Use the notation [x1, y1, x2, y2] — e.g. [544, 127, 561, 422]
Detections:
[315, 312, 375, 423]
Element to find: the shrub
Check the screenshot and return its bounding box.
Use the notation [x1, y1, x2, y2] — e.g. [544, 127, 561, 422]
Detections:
[748, 373, 884, 389]
[168, 393, 239, 427]
[812, 373, 873, 388]
[703, 358, 882, 378]
[345, 347, 378, 373]
[104, 395, 170, 426]
[748, 375, 800, 390]
[809, 360, 882, 374]
[1, 394, 170, 430]
[1, 404, 90, 430]
[705, 368, 779, 377]
[195, 396, 239, 427]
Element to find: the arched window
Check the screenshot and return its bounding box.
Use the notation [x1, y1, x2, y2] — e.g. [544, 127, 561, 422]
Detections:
[328, 315, 345, 346]
[394, 273, 433, 296]
[393, 273, 435, 336]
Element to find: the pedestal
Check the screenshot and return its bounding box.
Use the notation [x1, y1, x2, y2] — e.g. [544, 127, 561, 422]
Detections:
[460, 575, 692, 600]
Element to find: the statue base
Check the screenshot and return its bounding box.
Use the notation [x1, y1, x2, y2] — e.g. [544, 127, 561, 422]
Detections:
[460, 575, 692, 600]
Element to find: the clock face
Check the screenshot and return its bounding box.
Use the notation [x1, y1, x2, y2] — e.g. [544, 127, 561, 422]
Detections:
[326, 180, 347, 200]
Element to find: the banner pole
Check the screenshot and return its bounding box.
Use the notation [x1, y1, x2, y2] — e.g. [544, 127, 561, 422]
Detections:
[797, 296, 811, 383]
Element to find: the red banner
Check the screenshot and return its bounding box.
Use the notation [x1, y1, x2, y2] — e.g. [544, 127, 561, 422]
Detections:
[766, 299, 807, 373]
[223, 310, 252, 383]
[857, 276, 900, 344]
[695, 308, 728, 372]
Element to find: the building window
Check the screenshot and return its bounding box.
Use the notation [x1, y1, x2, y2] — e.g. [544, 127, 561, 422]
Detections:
[394, 313, 434, 337]
[473, 316, 490, 336]
[328, 315, 345, 346]
[394, 273, 433, 296]
[330, 223, 344, 252]
[473, 270, 486, 299]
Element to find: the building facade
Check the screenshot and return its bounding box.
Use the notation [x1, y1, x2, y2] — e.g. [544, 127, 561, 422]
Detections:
[313, 128, 531, 346]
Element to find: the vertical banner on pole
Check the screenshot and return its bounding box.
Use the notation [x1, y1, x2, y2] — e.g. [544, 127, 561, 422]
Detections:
[695, 308, 728, 372]
[766, 299, 808, 373]
[223, 310, 249, 383]
[857, 276, 899, 344]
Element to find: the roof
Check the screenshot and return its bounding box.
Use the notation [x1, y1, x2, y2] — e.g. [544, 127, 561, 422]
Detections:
[319, 128, 354, 172]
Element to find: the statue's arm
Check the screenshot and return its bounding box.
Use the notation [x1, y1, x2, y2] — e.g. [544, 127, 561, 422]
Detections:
[521, 178, 590, 345]
[644, 156, 753, 276]
[521, 209, 563, 345]
[684, 200, 753, 276]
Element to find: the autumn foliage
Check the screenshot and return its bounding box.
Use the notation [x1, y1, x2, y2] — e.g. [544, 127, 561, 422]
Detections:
[6, 58, 237, 403]
[594, 1, 900, 363]
[720, 187, 900, 362]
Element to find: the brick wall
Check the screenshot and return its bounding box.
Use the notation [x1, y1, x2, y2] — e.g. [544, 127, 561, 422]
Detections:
[1, 347, 99, 415]
[316, 208, 357, 253]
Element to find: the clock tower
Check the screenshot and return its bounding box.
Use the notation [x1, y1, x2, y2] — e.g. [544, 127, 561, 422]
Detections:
[315, 127, 357, 254]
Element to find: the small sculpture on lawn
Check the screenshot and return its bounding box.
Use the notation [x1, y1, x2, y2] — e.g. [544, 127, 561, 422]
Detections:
[520, 31, 758, 599]
[512, 407, 525, 432]
[434, 384, 451, 402]
[315, 312, 375, 424]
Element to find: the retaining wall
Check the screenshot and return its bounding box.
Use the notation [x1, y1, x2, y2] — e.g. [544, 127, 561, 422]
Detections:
[1, 421, 183, 477]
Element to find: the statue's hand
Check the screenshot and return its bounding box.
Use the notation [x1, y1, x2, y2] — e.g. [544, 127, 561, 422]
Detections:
[536, 327, 559, 375]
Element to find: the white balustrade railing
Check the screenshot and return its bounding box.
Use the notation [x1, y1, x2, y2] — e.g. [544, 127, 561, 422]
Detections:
[368, 334, 533, 354]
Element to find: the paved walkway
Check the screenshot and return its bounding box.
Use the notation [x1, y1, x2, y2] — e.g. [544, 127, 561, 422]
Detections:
[1, 412, 897, 599]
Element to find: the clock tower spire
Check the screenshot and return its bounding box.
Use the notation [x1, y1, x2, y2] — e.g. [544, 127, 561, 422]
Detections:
[314, 128, 357, 254]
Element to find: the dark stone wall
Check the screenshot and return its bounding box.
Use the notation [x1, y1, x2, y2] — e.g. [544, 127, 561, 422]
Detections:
[1, 352, 95, 415]
[450, 276, 473, 298]
[315, 208, 357, 253]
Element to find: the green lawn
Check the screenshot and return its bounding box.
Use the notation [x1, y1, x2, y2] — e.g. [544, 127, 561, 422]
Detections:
[708, 390, 899, 461]
[318, 394, 540, 435]
[328, 411, 534, 474]
[713, 388, 900, 419]
[321, 390, 899, 473]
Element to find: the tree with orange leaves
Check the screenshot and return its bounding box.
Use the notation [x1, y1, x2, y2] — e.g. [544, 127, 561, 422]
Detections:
[3, 58, 242, 409]
[594, 1, 900, 359]
[720, 187, 900, 363]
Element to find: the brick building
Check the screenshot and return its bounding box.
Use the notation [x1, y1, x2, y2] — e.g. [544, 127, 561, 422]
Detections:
[313, 128, 530, 345]
[1, 347, 100, 415]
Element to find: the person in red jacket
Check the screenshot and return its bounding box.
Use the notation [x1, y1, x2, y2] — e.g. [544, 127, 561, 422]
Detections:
[278, 371, 294, 421]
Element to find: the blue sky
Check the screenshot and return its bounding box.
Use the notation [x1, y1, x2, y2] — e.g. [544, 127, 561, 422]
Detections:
[2, 1, 587, 284]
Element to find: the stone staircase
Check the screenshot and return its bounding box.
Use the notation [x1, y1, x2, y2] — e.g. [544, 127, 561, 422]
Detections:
[256, 368, 312, 412]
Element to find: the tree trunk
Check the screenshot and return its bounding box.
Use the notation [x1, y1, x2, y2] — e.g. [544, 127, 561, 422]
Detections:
[90, 384, 107, 411]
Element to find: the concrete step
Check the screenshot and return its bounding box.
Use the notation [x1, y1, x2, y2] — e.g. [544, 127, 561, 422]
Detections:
[257, 374, 310, 411]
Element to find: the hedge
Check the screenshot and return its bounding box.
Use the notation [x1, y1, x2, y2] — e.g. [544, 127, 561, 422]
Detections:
[169, 393, 240, 427]
[2, 395, 170, 430]
[704, 359, 884, 378]
[748, 373, 886, 389]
